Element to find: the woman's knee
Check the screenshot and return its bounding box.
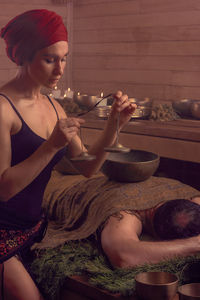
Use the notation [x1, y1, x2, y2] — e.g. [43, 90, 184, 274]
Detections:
[3, 256, 43, 300]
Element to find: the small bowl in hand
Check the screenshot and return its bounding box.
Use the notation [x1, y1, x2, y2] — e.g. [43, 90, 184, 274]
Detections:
[178, 283, 200, 299]
[135, 271, 178, 300]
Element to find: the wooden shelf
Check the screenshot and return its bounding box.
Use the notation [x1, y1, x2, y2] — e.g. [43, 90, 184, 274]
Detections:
[82, 114, 200, 142]
[81, 115, 200, 163]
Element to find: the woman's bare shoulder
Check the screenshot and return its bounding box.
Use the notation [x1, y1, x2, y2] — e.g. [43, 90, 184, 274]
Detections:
[0, 84, 12, 102]
[0, 92, 10, 108]
[0, 89, 16, 123]
[49, 96, 67, 118]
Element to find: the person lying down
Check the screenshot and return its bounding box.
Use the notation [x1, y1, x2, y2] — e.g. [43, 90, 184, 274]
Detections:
[39, 171, 200, 268]
[100, 196, 200, 268]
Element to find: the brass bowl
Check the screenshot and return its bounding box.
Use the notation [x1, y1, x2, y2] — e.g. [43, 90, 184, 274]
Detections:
[131, 106, 152, 119]
[172, 99, 194, 117]
[129, 97, 153, 107]
[74, 95, 98, 109]
[178, 283, 200, 299]
[94, 106, 111, 118]
[101, 149, 160, 182]
[191, 101, 200, 119]
[135, 271, 178, 300]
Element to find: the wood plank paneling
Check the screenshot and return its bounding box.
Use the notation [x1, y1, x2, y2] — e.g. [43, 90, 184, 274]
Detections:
[72, 0, 200, 102]
[74, 11, 200, 30]
[74, 0, 139, 18]
[73, 69, 172, 85]
[74, 41, 200, 56]
[73, 55, 200, 72]
[0, 0, 52, 3]
[172, 71, 200, 87]
[165, 86, 200, 100]
[74, 0, 125, 5]
[74, 26, 200, 43]
[0, 3, 66, 18]
[140, 0, 200, 14]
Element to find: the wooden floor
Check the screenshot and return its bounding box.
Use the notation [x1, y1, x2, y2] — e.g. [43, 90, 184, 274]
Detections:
[60, 276, 179, 300]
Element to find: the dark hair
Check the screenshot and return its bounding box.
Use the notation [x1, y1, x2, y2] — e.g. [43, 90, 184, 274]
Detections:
[153, 199, 200, 240]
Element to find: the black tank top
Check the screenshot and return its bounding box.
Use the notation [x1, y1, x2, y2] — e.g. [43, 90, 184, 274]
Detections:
[0, 93, 66, 229]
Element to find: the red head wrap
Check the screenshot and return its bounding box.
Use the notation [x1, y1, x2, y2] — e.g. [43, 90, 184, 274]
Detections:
[0, 9, 68, 65]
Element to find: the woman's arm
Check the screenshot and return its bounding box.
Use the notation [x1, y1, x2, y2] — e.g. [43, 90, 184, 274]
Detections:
[66, 91, 136, 177]
[0, 98, 83, 202]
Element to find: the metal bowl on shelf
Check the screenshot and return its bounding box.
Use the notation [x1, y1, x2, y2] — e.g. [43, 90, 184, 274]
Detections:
[131, 106, 152, 119]
[129, 97, 153, 108]
[172, 99, 200, 119]
[74, 94, 98, 109]
[190, 101, 200, 119]
[101, 149, 160, 182]
[94, 106, 111, 118]
[95, 101, 152, 120]
[172, 99, 193, 117]
[129, 97, 153, 119]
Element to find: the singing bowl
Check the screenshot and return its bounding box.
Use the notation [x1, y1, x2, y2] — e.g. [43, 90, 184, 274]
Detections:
[191, 101, 200, 119]
[135, 271, 178, 300]
[172, 99, 193, 117]
[129, 97, 153, 108]
[101, 149, 160, 182]
[178, 283, 200, 299]
[74, 95, 98, 108]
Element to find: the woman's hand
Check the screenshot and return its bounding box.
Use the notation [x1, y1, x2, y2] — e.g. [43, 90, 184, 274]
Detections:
[109, 91, 137, 129]
[47, 117, 85, 151]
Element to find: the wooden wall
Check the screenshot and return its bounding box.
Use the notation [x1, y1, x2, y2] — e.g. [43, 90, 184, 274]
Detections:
[72, 0, 200, 103]
[1, 0, 200, 104]
[0, 0, 71, 93]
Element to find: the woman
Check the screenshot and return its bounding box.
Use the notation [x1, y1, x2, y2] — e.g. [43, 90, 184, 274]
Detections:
[0, 9, 136, 300]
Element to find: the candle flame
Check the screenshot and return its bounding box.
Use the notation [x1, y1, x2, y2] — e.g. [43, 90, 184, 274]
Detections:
[54, 86, 58, 90]
[77, 92, 80, 96]
[67, 87, 71, 92]
[100, 92, 103, 97]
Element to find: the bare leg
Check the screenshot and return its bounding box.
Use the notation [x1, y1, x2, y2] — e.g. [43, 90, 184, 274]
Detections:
[101, 211, 200, 268]
[1, 256, 43, 300]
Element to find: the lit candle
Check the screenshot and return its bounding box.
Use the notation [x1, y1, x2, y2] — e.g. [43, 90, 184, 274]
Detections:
[77, 92, 80, 96]
[51, 86, 61, 98]
[97, 91, 107, 106]
[64, 87, 74, 99]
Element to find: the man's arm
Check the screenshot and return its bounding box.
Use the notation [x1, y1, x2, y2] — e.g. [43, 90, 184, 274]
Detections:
[101, 211, 200, 268]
